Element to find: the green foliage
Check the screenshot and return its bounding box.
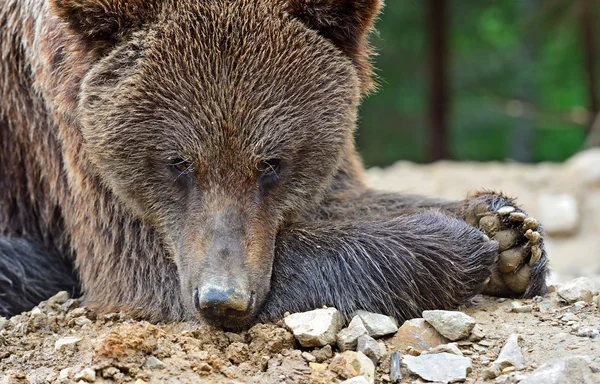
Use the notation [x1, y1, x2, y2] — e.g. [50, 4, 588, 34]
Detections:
[357, 0, 598, 166]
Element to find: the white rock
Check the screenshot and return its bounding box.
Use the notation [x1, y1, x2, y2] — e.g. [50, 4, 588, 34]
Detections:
[355, 311, 398, 338]
[144, 356, 166, 370]
[424, 342, 463, 356]
[403, 352, 472, 383]
[357, 334, 386, 364]
[284, 308, 343, 347]
[496, 334, 524, 369]
[536, 193, 579, 235]
[73, 368, 96, 382]
[337, 316, 368, 351]
[520, 355, 594, 384]
[330, 351, 375, 384]
[565, 148, 600, 186]
[422, 310, 476, 341]
[48, 291, 70, 305]
[558, 277, 595, 303]
[54, 336, 82, 352]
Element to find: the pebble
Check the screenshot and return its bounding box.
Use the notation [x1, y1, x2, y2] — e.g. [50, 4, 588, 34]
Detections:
[482, 334, 524, 379]
[558, 277, 595, 303]
[536, 193, 579, 235]
[389, 318, 449, 353]
[496, 334, 525, 369]
[403, 352, 472, 383]
[337, 316, 368, 351]
[47, 291, 70, 305]
[309, 362, 328, 371]
[284, 308, 343, 347]
[144, 356, 166, 370]
[73, 368, 96, 382]
[468, 324, 486, 341]
[389, 352, 402, 383]
[510, 301, 533, 313]
[356, 334, 386, 364]
[561, 313, 580, 322]
[301, 352, 316, 362]
[422, 310, 476, 341]
[312, 345, 333, 363]
[329, 351, 375, 383]
[423, 342, 463, 356]
[574, 327, 599, 338]
[354, 311, 399, 338]
[54, 336, 82, 352]
[519, 355, 594, 384]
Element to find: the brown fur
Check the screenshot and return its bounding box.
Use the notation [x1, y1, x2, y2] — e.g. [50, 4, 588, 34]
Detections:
[0, 0, 548, 327]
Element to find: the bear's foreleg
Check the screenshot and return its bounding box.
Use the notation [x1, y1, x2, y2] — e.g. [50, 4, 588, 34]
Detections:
[259, 210, 498, 322]
[0, 237, 79, 317]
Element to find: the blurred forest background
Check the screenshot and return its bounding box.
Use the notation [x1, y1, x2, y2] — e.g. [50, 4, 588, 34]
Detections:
[357, 0, 600, 166]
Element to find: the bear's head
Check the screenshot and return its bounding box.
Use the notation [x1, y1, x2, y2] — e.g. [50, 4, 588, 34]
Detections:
[50, 0, 381, 328]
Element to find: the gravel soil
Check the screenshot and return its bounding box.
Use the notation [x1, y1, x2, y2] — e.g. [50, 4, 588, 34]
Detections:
[2, 152, 599, 383]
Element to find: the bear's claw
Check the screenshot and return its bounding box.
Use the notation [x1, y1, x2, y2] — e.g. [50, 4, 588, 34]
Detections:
[463, 193, 549, 297]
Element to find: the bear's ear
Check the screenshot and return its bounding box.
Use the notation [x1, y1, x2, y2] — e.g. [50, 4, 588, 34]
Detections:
[287, 0, 383, 94]
[48, 0, 160, 48]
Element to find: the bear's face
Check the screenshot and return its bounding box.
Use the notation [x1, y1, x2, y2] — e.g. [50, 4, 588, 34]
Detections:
[52, 0, 381, 327]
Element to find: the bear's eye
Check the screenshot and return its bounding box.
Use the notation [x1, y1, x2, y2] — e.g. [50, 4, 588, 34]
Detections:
[169, 157, 192, 174]
[257, 159, 280, 187]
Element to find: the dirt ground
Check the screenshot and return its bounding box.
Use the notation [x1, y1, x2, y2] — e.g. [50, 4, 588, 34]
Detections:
[1, 150, 599, 383]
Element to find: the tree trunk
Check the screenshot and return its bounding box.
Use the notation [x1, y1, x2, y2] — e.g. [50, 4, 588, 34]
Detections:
[426, 0, 449, 161]
[582, 0, 598, 138]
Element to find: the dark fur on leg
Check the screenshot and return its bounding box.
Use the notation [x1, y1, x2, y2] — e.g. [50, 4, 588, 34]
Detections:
[259, 210, 498, 322]
[0, 237, 79, 317]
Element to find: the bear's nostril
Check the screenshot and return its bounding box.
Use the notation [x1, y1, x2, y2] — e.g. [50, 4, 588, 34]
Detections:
[195, 285, 254, 320]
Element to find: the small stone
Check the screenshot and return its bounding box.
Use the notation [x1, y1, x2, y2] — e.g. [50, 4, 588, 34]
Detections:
[337, 316, 369, 351]
[425, 342, 463, 356]
[225, 342, 249, 364]
[0, 317, 7, 331]
[340, 377, 370, 384]
[510, 301, 533, 313]
[301, 352, 316, 363]
[558, 277, 595, 303]
[144, 356, 166, 370]
[284, 308, 343, 347]
[30, 307, 43, 316]
[389, 352, 402, 383]
[54, 336, 82, 352]
[389, 318, 448, 353]
[73, 368, 96, 382]
[309, 362, 328, 371]
[75, 317, 93, 327]
[536, 193, 579, 235]
[561, 313, 579, 322]
[422, 310, 476, 341]
[356, 334, 386, 365]
[312, 345, 333, 363]
[354, 311, 398, 338]
[483, 333, 524, 379]
[403, 352, 472, 383]
[48, 291, 70, 305]
[330, 351, 375, 383]
[519, 355, 594, 384]
[469, 324, 485, 341]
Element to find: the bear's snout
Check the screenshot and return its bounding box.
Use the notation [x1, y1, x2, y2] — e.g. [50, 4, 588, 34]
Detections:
[194, 285, 255, 321]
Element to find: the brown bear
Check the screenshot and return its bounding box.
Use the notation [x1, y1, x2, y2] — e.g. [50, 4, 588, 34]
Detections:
[0, 0, 548, 329]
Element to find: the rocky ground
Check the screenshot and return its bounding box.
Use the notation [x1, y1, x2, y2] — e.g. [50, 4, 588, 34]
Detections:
[2, 150, 600, 384]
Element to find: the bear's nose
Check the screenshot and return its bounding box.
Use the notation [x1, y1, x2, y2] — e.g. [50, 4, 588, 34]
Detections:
[194, 285, 254, 320]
